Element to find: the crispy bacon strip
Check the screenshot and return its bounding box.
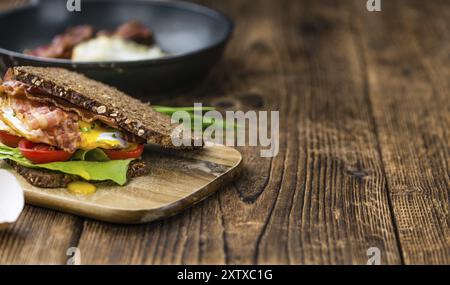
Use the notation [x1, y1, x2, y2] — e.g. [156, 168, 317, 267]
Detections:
[113, 20, 154, 46]
[1, 81, 81, 151]
[25, 25, 94, 59]
[6, 96, 81, 152]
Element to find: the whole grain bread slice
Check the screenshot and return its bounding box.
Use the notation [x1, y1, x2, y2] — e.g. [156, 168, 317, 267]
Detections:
[5, 159, 150, 188]
[9, 66, 201, 149]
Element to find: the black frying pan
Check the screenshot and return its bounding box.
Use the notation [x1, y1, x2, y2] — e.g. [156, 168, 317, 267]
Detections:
[0, 0, 233, 96]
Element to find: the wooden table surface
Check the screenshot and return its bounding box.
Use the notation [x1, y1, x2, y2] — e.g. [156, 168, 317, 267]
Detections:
[0, 0, 449, 265]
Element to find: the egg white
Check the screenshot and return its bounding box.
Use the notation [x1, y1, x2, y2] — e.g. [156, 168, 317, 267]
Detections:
[0, 118, 12, 133]
[72, 36, 165, 62]
[0, 105, 45, 141]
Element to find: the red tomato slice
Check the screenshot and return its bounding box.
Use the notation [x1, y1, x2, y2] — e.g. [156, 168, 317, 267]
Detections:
[0, 131, 22, 148]
[103, 144, 144, 160]
[18, 139, 73, 164]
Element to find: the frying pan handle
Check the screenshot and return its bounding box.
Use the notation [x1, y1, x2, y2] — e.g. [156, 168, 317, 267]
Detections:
[0, 0, 40, 14]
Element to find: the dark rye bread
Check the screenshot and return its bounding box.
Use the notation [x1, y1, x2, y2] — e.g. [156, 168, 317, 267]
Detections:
[10, 66, 201, 149]
[5, 159, 150, 188]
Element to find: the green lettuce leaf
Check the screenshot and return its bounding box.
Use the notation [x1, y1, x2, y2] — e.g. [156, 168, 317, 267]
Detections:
[0, 144, 132, 185]
[71, 148, 110, 162]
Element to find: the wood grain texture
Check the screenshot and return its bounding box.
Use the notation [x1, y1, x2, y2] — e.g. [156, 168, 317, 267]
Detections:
[75, 0, 401, 265]
[251, 0, 400, 265]
[0, 0, 449, 264]
[0, 206, 81, 264]
[355, 0, 450, 264]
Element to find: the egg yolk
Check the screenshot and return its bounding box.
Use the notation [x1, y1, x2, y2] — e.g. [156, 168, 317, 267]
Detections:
[78, 121, 128, 150]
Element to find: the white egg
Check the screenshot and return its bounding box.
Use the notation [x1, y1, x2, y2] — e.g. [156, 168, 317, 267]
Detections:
[0, 170, 24, 230]
[0, 106, 44, 141]
[0, 119, 12, 132]
[72, 36, 165, 62]
[97, 132, 128, 148]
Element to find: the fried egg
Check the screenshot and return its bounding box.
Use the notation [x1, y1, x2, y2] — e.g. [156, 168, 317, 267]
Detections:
[0, 94, 45, 141]
[72, 36, 165, 62]
[0, 97, 19, 135]
[0, 105, 46, 142]
[0, 118, 13, 133]
[78, 121, 128, 150]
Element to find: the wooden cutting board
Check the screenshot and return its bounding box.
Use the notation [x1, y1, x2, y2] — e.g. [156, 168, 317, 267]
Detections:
[0, 143, 242, 224]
